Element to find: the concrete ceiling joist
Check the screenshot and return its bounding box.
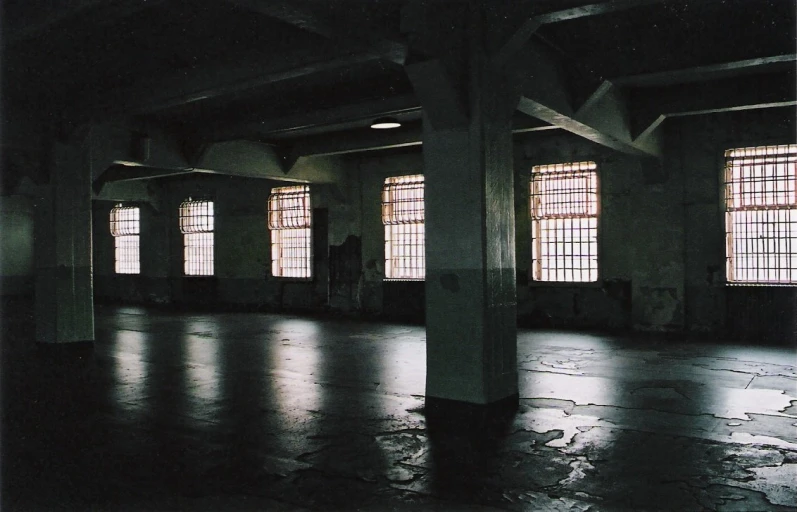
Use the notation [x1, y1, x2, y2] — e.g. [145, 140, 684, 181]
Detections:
[224, 0, 407, 65]
[631, 71, 797, 141]
[492, 0, 668, 69]
[70, 48, 400, 123]
[92, 163, 197, 194]
[287, 126, 423, 159]
[266, 121, 560, 161]
[514, 43, 660, 158]
[614, 54, 797, 88]
[211, 94, 421, 142]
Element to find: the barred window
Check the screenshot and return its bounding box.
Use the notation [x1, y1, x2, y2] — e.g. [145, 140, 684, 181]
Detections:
[382, 175, 424, 280]
[530, 162, 598, 282]
[179, 199, 214, 276]
[268, 185, 312, 278]
[110, 204, 140, 274]
[725, 144, 796, 285]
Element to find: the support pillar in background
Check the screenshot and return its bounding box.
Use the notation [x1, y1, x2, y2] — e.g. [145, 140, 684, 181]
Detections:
[408, 3, 519, 411]
[35, 139, 94, 344]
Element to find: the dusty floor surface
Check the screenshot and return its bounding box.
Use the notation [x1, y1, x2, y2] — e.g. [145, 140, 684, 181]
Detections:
[2, 304, 796, 511]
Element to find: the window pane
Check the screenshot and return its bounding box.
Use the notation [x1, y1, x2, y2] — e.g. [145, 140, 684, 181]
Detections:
[180, 200, 214, 276]
[383, 175, 424, 280]
[110, 205, 140, 274]
[530, 162, 598, 282]
[269, 186, 312, 278]
[725, 145, 796, 285]
[114, 235, 140, 274]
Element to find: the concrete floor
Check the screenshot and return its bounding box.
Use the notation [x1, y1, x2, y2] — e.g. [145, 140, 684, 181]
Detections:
[2, 304, 796, 511]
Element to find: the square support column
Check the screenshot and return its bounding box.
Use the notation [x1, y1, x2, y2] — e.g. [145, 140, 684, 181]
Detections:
[35, 141, 94, 344]
[423, 65, 518, 407]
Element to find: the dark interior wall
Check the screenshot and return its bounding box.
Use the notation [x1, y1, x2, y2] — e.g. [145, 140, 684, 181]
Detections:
[514, 133, 636, 330]
[0, 195, 34, 296]
[672, 109, 796, 341]
[513, 107, 795, 340]
[358, 151, 426, 320]
[89, 108, 795, 341]
[93, 174, 331, 311]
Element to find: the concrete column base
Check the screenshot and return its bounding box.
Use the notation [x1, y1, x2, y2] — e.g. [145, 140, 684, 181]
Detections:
[425, 393, 519, 434]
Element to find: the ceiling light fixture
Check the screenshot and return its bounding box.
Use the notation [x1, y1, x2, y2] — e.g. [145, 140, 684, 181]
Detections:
[370, 116, 401, 129]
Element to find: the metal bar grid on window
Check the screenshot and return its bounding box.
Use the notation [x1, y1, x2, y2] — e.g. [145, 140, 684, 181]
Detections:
[268, 186, 312, 278]
[180, 199, 214, 276]
[725, 144, 796, 285]
[109, 205, 140, 274]
[382, 175, 424, 280]
[530, 162, 598, 282]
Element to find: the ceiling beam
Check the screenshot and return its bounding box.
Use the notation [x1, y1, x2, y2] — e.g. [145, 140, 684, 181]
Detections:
[631, 71, 797, 140]
[514, 42, 659, 157]
[211, 95, 421, 141]
[533, 0, 668, 24]
[290, 125, 423, 159]
[224, 0, 407, 65]
[279, 122, 559, 160]
[92, 163, 196, 194]
[614, 54, 797, 88]
[69, 47, 400, 123]
[492, 0, 667, 68]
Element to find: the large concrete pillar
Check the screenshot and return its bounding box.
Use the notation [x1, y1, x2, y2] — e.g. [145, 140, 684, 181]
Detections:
[35, 140, 94, 344]
[409, 4, 518, 410]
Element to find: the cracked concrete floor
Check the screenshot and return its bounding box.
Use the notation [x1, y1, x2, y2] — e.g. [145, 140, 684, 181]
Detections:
[2, 305, 795, 511]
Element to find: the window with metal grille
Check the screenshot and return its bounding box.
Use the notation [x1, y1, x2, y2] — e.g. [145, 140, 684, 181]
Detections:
[268, 185, 312, 278]
[725, 144, 796, 285]
[110, 204, 140, 274]
[382, 175, 425, 280]
[530, 161, 598, 282]
[179, 199, 214, 276]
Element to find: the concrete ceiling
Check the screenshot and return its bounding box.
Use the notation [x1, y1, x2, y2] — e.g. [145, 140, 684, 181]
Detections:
[2, 0, 795, 163]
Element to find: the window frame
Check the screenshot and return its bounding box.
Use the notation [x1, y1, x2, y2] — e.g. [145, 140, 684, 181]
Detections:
[268, 185, 313, 280]
[109, 204, 141, 275]
[382, 174, 425, 281]
[529, 161, 600, 284]
[179, 198, 215, 277]
[723, 143, 797, 286]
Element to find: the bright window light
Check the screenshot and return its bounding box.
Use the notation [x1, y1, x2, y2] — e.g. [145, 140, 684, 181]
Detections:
[725, 144, 796, 285]
[382, 175, 424, 280]
[180, 199, 214, 276]
[110, 205, 140, 274]
[268, 185, 312, 278]
[530, 162, 598, 282]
